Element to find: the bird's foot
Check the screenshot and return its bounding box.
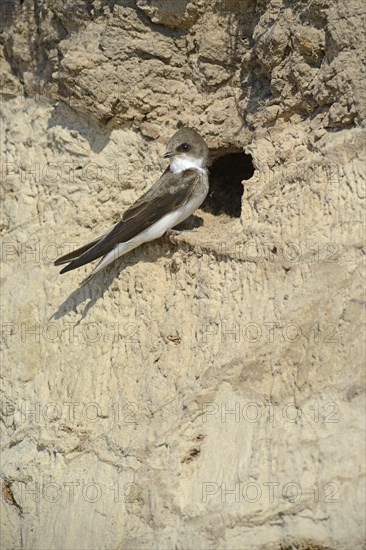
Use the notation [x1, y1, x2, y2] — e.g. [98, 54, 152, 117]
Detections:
[165, 229, 182, 244]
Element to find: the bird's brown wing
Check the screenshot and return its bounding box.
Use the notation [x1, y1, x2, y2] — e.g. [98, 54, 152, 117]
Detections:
[56, 169, 201, 274]
[54, 168, 174, 266]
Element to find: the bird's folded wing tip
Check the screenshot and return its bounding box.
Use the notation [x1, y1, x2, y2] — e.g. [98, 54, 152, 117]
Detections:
[59, 264, 71, 275]
[54, 254, 72, 266]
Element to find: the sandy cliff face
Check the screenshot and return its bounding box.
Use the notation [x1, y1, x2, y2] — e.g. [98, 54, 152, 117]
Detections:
[1, 1, 365, 548]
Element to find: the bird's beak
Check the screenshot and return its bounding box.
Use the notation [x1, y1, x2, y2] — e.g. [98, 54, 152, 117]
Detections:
[163, 151, 175, 158]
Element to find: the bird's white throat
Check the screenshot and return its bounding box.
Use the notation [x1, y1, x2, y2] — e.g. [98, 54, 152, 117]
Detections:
[170, 155, 206, 174]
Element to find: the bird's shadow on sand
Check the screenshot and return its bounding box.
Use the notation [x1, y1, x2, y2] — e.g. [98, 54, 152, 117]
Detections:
[50, 216, 203, 322]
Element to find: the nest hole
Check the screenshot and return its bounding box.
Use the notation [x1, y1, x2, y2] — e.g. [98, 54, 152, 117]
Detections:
[202, 151, 255, 218]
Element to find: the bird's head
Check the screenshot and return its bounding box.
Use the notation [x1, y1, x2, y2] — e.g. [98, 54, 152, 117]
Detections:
[163, 127, 209, 173]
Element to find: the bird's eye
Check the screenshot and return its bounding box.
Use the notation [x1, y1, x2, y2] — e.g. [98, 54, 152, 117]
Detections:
[180, 143, 190, 152]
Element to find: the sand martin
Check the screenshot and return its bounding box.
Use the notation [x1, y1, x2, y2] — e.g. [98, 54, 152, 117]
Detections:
[54, 127, 209, 285]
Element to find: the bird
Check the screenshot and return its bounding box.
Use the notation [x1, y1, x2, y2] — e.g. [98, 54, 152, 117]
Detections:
[54, 127, 209, 286]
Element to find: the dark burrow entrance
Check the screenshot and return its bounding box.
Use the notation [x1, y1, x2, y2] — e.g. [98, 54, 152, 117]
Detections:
[202, 151, 255, 218]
